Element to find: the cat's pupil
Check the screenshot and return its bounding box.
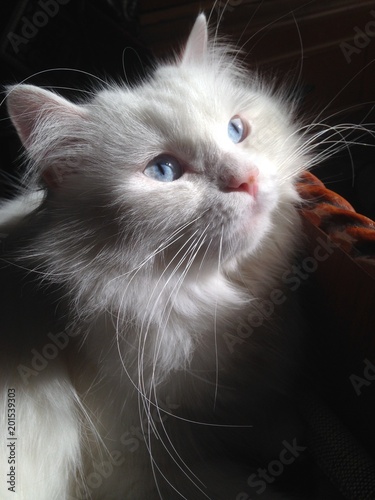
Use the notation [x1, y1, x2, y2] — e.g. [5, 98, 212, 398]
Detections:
[144, 155, 183, 182]
[228, 116, 246, 143]
[157, 164, 166, 175]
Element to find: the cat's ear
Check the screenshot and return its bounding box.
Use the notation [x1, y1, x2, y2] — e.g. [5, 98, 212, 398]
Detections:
[6, 84, 88, 188]
[180, 13, 208, 65]
[6, 84, 86, 148]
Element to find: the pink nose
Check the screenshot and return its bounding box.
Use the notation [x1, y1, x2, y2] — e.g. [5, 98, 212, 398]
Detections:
[226, 169, 259, 197]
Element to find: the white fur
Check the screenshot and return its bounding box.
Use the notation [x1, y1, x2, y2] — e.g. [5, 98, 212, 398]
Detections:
[0, 192, 44, 233]
[0, 14, 307, 500]
[0, 361, 81, 500]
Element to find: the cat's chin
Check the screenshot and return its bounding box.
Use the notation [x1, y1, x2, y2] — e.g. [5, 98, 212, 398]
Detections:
[231, 191, 276, 243]
[219, 215, 273, 264]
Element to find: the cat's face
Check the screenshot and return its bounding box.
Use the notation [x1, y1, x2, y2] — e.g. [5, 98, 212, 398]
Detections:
[6, 14, 303, 271]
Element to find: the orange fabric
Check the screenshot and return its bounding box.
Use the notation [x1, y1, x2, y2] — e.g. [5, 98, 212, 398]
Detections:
[297, 171, 375, 279]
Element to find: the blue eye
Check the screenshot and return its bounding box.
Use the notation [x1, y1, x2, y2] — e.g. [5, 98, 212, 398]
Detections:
[144, 155, 183, 182]
[228, 116, 247, 143]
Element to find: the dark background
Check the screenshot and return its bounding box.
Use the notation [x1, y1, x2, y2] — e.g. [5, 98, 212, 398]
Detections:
[0, 0, 374, 217]
[0, 2, 374, 495]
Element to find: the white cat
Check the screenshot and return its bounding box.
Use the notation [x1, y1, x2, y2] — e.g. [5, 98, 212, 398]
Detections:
[0, 13, 310, 500]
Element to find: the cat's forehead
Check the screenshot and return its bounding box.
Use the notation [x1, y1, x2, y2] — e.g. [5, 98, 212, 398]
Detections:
[95, 79, 224, 147]
[91, 63, 291, 168]
[151, 63, 245, 115]
[96, 65, 262, 133]
[143, 69, 231, 122]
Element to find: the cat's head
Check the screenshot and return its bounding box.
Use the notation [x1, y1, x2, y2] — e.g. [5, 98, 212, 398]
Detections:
[6, 14, 303, 277]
